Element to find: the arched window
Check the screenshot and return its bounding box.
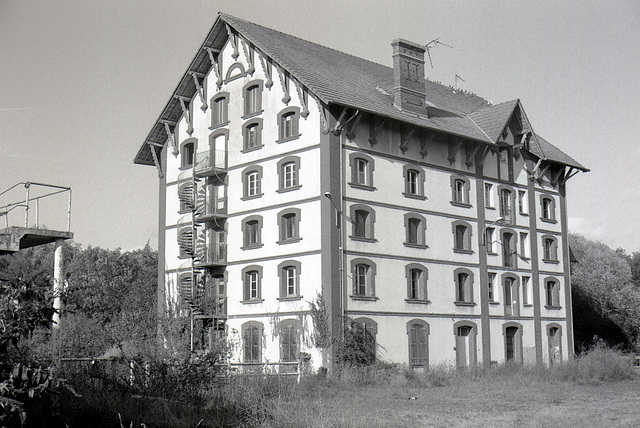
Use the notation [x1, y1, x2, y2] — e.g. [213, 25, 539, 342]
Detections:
[278, 208, 301, 244]
[405, 213, 426, 247]
[500, 229, 517, 268]
[450, 175, 470, 206]
[453, 321, 477, 369]
[452, 220, 473, 252]
[242, 321, 263, 363]
[503, 322, 523, 364]
[544, 277, 561, 308]
[547, 323, 563, 365]
[242, 119, 263, 151]
[243, 81, 263, 117]
[278, 260, 301, 299]
[403, 165, 426, 199]
[502, 274, 520, 317]
[350, 258, 376, 299]
[454, 268, 474, 304]
[241, 215, 263, 249]
[181, 138, 197, 168]
[498, 185, 516, 223]
[405, 264, 428, 302]
[540, 194, 556, 222]
[542, 235, 559, 262]
[279, 319, 300, 363]
[242, 265, 263, 302]
[349, 204, 375, 241]
[210, 92, 229, 127]
[241, 165, 263, 200]
[352, 317, 377, 362]
[349, 152, 375, 189]
[407, 320, 429, 368]
[277, 106, 301, 142]
[277, 156, 301, 192]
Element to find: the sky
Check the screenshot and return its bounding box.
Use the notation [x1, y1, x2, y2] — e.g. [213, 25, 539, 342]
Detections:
[0, 0, 638, 252]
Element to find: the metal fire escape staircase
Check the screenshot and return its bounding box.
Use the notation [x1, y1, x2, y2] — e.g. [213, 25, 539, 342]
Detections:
[175, 150, 228, 328]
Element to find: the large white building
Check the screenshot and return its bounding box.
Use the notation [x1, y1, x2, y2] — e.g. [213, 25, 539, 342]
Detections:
[134, 13, 588, 370]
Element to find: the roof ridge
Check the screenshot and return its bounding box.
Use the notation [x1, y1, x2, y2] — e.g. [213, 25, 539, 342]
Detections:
[221, 13, 390, 71]
[220, 13, 489, 111]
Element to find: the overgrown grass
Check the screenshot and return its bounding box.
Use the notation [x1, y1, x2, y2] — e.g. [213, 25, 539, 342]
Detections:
[17, 345, 639, 427]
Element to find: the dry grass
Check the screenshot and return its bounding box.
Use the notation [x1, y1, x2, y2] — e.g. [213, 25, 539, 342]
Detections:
[23, 346, 640, 427]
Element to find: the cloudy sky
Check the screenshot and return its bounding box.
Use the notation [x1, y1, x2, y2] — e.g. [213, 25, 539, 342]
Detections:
[1, 0, 638, 252]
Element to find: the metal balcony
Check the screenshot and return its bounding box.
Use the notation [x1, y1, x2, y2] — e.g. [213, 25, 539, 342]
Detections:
[196, 242, 227, 269]
[194, 150, 227, 179]
[194, 186, 227, 223]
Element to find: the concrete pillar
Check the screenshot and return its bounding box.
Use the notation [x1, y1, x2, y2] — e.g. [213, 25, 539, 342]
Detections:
[52, 238, 64, 365]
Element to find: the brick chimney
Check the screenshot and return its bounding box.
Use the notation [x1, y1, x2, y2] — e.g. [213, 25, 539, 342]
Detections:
[391, 39, 427, 115]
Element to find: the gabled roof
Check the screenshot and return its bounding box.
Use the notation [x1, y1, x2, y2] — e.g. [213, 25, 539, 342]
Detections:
[468, 100, 520, 144]
[531, 134, 589, 171]
[135, 13, 587, 173]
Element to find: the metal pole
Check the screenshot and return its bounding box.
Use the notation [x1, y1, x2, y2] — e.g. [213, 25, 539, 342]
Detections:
[24, 183, 30, 228]
[35, 198, 39, 228]
[52, 238, 64, 367]
[67, 189, 72, 232]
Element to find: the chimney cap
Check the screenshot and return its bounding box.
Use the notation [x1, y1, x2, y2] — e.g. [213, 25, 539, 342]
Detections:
[391, 38, 426, 53]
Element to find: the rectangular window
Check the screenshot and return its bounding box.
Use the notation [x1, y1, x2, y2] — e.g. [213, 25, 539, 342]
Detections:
[282, 162, 297, 188]
[500, 189, 512, 220]
[457, 272, 469, 302]
[284, 267, 297, 296]
[246, 172, 259, 197]
[486, 227, 495, 253]
[355, 159, 369, 185]
[522, 276, 530, 305]
[518, 190, 527, 214]
[502, 233, 515, 267]
[485, 183, 494, 208]
[247, 271, 259, 299]
[282, 213, 297, 241]
[406, 169, 419, 195]
[354, 210, 368, 238]
[409, 269, 421, 300]
[407, 218, 420, 244]
[245, 220, 260, 247]
[520, 232, 530, 258]
[243, 325, 261, 363]
[355, 265, 368, 296]
[488, 273, 496, 302]
[409, 323, 428, 367]
[246, 124, 259, 149]
[245, 85, 261, 116]
[280, 323, 299, 362]
[212, 96, 228, 126]
[454, 179, 466, 203]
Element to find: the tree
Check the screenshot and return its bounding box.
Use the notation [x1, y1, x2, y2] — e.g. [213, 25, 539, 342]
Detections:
[0, 242, 158, 361]
[570, 233, 640, 351]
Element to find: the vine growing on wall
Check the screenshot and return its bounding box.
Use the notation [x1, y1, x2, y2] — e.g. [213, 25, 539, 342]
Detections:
[308, 293, 330, 349]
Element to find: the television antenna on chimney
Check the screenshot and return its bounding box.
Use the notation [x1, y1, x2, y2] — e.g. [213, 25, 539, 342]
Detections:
[424, 38, 453, 69]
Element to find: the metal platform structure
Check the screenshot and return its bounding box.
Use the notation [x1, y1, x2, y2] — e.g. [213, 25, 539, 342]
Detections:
[0, 182, 73, 254]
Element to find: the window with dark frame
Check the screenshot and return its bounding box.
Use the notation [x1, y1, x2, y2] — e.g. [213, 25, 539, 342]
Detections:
[354, 264, 369, 296]
[244, 84, 262, 116]
[181, 142, 195, 168]
[279, 322, 299, 362]
[243, 323, 262, 363]
[408, 322, 428, 368]
[211, 95, 228, 127]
